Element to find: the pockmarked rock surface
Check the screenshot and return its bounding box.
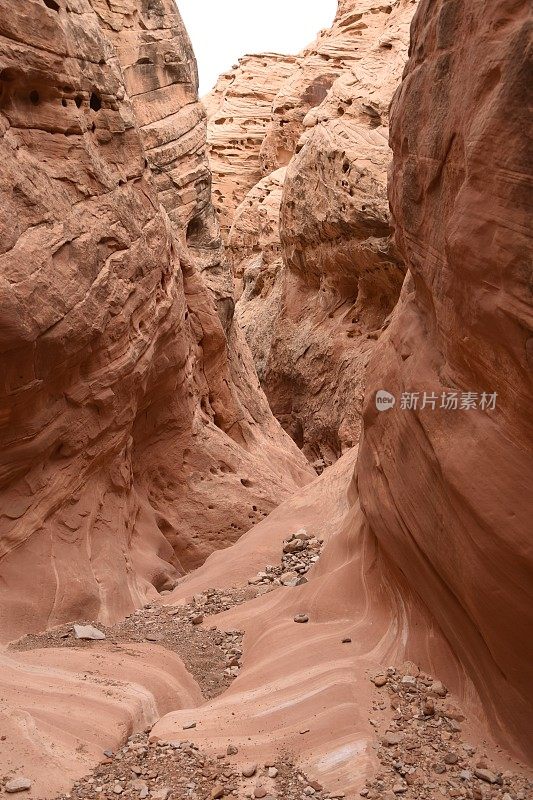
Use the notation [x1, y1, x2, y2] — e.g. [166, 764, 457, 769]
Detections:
[204, 53, 298, 242]
[0, 0, 313, 643]
[208, 0, 418, 465]
[358, 0, 533, 760]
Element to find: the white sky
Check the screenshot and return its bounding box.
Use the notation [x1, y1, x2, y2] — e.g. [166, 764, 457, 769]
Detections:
[178, 0, 338, 95]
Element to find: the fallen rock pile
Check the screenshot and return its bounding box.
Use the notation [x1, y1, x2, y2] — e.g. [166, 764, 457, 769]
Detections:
[248, 529, 323, 589]
[365, 666, 532, 800]
[10, 604, 243, 701]
[53, 735, 347, 800]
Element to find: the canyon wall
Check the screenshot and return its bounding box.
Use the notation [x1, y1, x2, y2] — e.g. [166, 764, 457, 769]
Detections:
[358, 0, 533, 754]
[0, 0, 312, 643]
[207, 0, 417, 466]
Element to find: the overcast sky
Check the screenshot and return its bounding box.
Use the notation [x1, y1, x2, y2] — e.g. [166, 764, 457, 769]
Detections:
[178, 0, 338, 95]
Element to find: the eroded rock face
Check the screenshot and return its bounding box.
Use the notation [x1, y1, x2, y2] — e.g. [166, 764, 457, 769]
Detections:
[204, 53, 298, 241]
[0, 0, 312, 642]
[358, 0, 533, 754]
[226, 0, 416, 466]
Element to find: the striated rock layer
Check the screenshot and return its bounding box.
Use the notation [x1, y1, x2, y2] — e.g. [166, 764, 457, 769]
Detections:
[204, 53, 298, 241]
[358, 0, 533, 756]
[209, 0, 418, 466]
[0, 0, 313, 643]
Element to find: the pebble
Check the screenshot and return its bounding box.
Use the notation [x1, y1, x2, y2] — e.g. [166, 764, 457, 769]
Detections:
[210, 787, 225, 799]
[372, 674, 388, 687]
[342, 637, 352, 644]
[293, 614, 309, 623]
[5, 779, 32, 794]
[183, 721, 197, 730]
[444, 751, 459, 764]
[474, 768, 497, 784]
[227, 744, 238, 755]
[191, 614, 204, 626]
[242, 764, 257, 778]
[73, 624, 106, 640]
[254, 788, 267, 798]
[429, 680, 447, 697]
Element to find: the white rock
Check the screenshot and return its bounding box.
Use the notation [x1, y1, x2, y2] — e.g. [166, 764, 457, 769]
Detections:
[5, 779, 32, 794]
[73, 624, 105, 640]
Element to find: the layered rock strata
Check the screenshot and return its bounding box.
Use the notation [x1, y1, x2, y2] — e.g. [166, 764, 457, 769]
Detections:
[358, 0, 533, 756]
[0, 0, 312, 642]
[209, 0, 417, 465]
[204, 52, 298, 241]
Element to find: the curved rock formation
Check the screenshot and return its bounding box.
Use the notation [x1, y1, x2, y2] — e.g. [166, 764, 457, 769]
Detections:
[209, 0, 418, 466]
[0, 0, 312, 642]
[358, 0, 533, 756]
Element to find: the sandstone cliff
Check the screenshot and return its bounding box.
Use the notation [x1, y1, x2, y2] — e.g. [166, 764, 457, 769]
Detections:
[208, 0, 417, 466]
[204, 52, 298, 241]
[0, 0, 312, 642]
[358, 0, 533, 755]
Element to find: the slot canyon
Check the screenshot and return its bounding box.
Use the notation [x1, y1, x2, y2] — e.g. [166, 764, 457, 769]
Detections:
[0, 1, 531, 799]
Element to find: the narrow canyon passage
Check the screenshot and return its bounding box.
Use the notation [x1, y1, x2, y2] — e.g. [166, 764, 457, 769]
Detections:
[0, 1, 531, 800]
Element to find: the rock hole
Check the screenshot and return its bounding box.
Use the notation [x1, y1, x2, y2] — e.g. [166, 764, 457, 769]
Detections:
[75, 95, 83, 108]
[90, 92, 102, 112]
[186, 215, 206, 248]
[240, 478, 253, 487]
[137, 57, 153, 65]
[29, 90, 40, 105]
[381, 41, 393, 49]
[61, 98, 67, 107]
[43, 0, 60, 9]
[342, 160, 350, 173]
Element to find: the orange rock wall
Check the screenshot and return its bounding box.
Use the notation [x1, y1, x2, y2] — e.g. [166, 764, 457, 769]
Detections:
[358, 0, 533, 754]
[0, 0, 312, 642]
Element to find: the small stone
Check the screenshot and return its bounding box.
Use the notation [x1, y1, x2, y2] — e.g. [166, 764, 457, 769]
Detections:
[267, 767, 278, 778]
[429, 680, 448, 697]
[152, 790, 170, 800]
[211, 787, 225, 799]
[401, 675, 417, 688]
[242, 764, 257, 778]
[73, 624, 105, 640]
[227, 744, 238, 755]
[474, 769, 497, 784]
[280, 571, 299, 586]
[5, 779, 32, 794]
[254, 788, 267, 799]
[145, 633, 163, 642]
[103, 749, 114, 758]
[191, 614, 204, 625]
[112, 784, 123, 795]
[342, 637, 352, 643]
[299, 728, 310, 734]
[293, 614, 309, 623]
[382, 732, 405, 747]
[444, 752, 459, 765]
[392, 782, 407, 794]
[372, 674, 388, 687]
[183, 721, 196, 729]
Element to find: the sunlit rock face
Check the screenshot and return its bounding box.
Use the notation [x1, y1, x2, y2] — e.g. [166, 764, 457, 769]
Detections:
[0, 0, 312, 642]
[358, 0, 533, 757]
[211, 0, 417, 467]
